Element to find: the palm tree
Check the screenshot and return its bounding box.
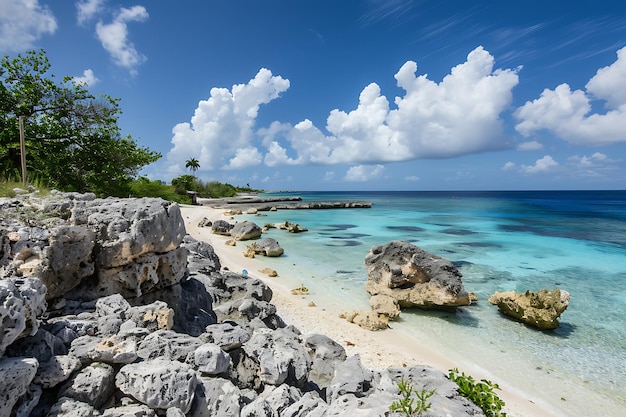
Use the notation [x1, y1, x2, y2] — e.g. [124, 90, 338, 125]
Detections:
[185, 158, 200, 177]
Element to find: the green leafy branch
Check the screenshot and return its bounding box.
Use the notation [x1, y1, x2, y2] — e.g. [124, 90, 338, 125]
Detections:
[389, 377, 436, 416]
[448, 368, 507, 417]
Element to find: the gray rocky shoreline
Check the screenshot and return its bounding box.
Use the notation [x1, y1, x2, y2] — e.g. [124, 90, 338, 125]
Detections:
[0, 192, 485, 416]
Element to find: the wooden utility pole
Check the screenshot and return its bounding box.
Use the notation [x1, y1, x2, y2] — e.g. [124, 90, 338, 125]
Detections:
[19, 115, 27, 184]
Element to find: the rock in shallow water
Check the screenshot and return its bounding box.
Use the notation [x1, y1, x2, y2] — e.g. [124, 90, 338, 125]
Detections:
[364, 240, 471, 309]
[488, 288, 570, 329]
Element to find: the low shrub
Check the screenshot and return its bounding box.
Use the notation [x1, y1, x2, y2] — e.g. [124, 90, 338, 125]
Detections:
[448, 368, 507, 417]
[389, 377, 435, 416]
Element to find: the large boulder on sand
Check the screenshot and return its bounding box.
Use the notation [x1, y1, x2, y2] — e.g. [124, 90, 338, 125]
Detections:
[211, 220, 234, 236]
[364, 241, 470, 309]
[253, 238, 284, 257]
[488, 289, 570, 330]
[231, 221, 262, 241]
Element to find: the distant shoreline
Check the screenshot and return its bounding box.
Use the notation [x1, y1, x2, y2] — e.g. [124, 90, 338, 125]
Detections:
[197, 195, 373, 210]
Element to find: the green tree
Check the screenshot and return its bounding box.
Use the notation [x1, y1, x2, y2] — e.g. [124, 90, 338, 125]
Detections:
[0, 49, 160, 196]
[185, 157, 200, 177]
[171, 174, 196, 194]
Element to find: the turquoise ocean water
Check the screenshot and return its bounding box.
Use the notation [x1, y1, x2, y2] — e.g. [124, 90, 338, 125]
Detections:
[238, 190, 626, 416]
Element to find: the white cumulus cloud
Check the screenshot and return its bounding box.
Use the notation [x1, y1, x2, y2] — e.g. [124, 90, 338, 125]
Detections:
[72, 69, 99, 86]
[344, 164, 385, 182]
[95, 5, 148, 75]
[166, 46, 520, 174]
[167, 68, 290, 174]
[514, 46, 626, 146]
[520, 155, 559, 174]
[517, 140, 543, 151]
[502, 161, 516, 171]
[265, 46, 519, 166]
[0, 0, 57, 51]
[76, 0, 106, 25]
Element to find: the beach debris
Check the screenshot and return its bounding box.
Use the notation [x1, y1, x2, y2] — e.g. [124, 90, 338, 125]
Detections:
[259, 267, 278, 277]
[308, 301, 316, 307]
[291, 284, 309, 295]
[364, 240, 471, 311]
[223, 209, 242, 216]
[468, 292, 478, 304]
[488, 289, 570, 330]
[340, 310, 389, 331]
[225, 239, 236, 246]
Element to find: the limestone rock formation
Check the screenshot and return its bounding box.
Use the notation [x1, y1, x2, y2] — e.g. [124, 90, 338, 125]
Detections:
[231, 221, 262, 241]
[58, 362, 116, 408]
[0, 357, 39, 417]
[259, 267, 278, 277]
[211, 220, 234, 236]
[369, 294, 401, 320]
[488, 289, 570, 329]
[275, 221, 308, 233]
[116, 359, 198, 413]
[304, 333, 347, 389]
[253, 238, 284, 257]
[364, 240, 471, 309]
[339, 310, 390, 331]
[0, 278, 47, 356]
[28, 226, 96, 300]
[0, 194, 488, 417]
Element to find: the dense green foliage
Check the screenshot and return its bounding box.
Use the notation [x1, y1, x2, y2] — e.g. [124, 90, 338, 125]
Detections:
[128, 177, 191, 204]
[449, 368, 507, 417]
[389, 378, 435, 416]
[0, 49, 160, 196]
[171, 174, 260, 198]
[1, 174, 260, 202]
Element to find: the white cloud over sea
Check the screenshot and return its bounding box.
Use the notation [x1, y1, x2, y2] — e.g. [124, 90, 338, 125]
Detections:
[164, 44, 626, 184]
[167, 46, 521, 174]
[515, 46, 626, 146]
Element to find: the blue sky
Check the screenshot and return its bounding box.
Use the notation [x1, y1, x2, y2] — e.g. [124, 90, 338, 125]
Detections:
[2, 0, 626, 191]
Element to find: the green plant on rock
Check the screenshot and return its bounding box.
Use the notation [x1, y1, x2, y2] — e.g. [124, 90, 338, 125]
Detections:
[389, 377, 435, 416]
[448, 368, 507, 417]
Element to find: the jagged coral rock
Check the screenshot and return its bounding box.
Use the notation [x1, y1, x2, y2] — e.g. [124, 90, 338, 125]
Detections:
[0, 278, 47, 356]
[488, 289, 570, 329]
[365, 240, 470, 309]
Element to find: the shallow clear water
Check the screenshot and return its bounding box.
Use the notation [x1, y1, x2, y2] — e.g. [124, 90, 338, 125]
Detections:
[239, 190, 626, 415]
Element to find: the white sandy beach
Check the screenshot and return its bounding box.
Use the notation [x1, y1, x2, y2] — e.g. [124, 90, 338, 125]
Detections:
[180, 204, 561, 417]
